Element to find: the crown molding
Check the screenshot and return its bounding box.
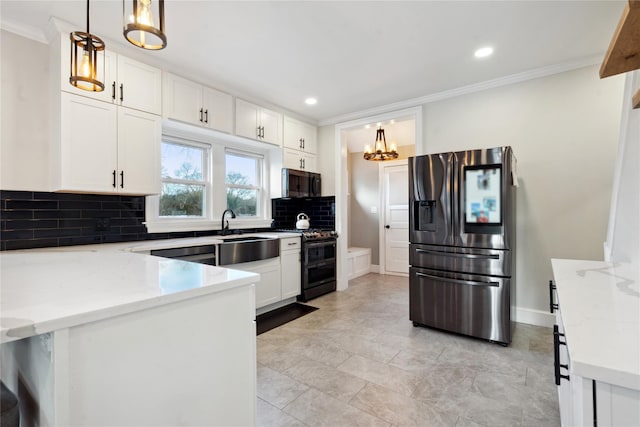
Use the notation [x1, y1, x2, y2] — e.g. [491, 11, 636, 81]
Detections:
[319, 54, 604, 127]
[0, 18, 47, 43]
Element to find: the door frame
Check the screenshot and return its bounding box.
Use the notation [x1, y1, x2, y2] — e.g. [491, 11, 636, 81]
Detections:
[334, 106, 422, 291]
[378, 159, 409, 276]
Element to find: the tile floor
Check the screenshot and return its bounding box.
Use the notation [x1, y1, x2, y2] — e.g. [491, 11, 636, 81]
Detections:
[257, 273, 560, 426]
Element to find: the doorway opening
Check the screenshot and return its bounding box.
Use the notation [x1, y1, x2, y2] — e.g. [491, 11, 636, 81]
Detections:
[334, 106, 422, 291]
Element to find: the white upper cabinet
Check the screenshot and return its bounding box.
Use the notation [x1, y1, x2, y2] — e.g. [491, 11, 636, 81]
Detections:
[58, 34, 161, 115]
[163, 72, 233, 133]
[57, 93, 118, 193]
[55, 92, 161, 195]
[116, 56, 162, 115]
[283, 116, 317, 154]
[283, 148, 317, 172]
[235, 99, 282, 146]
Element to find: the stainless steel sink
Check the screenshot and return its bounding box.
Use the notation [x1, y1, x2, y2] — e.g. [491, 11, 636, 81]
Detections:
[220, 236, 270, 243]
[218, 237, 279, 265]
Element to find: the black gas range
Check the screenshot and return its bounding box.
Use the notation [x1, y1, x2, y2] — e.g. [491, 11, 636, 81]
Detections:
[276, 229, 338, 301]
[277, 229, 338, 241]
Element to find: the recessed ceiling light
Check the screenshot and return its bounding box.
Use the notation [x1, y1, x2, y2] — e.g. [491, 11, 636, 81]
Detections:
[474, 47, 494, 58]
[305, 97, 317, 105]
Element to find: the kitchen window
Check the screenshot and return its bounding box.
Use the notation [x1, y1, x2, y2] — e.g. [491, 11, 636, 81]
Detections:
[160, 141, 209, 218]
[144, 125, 273, 233]
[225, 150, 263, 217]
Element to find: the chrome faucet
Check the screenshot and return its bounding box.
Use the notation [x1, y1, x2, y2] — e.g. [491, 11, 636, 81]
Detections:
[221, 209, 236, 235]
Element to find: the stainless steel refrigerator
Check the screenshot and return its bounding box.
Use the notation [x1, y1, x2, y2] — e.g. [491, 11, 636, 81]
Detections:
[408, 146, 516, 345]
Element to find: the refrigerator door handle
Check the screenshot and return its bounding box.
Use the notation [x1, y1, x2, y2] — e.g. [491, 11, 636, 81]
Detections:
[416, 248, 499, 260]
[415, 272, 499, 287]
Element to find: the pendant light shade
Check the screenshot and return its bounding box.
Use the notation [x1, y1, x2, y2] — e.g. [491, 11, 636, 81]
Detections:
[123, 0, 167, 50]
[363, 127, 399, 161]
[69, 0, 105, 92]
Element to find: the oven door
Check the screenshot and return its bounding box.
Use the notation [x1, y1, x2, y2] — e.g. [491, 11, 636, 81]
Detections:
[303, 261, 336, 289]
[304, 240, 336, 264]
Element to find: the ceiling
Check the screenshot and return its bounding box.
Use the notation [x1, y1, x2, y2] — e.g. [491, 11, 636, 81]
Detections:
[344, 118, 415, 153]
[0, 1, 625, 124]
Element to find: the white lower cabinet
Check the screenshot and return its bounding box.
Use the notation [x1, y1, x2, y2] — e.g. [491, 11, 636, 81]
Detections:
[3, 284, 256, 425]
[555, 306, 640, 427]
[230, 257, 282, 309]
[280, 237, 301, 299]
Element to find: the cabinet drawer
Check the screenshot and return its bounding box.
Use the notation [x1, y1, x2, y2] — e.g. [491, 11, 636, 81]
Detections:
[280, 237, 301, 251]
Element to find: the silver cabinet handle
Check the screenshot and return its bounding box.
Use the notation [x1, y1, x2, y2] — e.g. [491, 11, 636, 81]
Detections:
[416, 248, 499, 260]
[415, 272, 498, 287]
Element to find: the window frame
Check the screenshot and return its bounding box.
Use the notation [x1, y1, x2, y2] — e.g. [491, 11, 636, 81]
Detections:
[225, 149, 264, 219]
[144, 126, 274, 234]
[159, 138, 210, 219]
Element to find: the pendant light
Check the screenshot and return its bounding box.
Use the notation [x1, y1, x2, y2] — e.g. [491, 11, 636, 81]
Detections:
[69, 0, 105, 92]
[123, 0, 167, 50]
[363, 127, 399, 161]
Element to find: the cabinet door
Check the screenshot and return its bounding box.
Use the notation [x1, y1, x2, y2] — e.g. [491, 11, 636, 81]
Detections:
[235, 99, 260, 140]
[203, 87, 233, 134]
[117, 55, 162, 114]
[59, 93, 117, 193]
[117, 108, 162, 195]
[230, 259, 282, 309]
[283, 148, 304, 170]
[281, 250, 301, 299]
[283, 116, 304, 150]
[260, 107, 282, 146]
[301, 121, 317, 154]
[163, 73, 204, 126]
[59, 34, 118, 104]
[302, 153, 317, 172]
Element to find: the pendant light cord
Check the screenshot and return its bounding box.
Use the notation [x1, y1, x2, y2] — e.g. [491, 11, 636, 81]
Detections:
[86, 0, 90, 34]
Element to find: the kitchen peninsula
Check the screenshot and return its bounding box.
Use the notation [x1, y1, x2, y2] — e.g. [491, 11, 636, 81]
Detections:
[0, 251, 258, 426]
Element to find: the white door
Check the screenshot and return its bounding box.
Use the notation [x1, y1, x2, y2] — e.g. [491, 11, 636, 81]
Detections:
[381, 162, 409, 275]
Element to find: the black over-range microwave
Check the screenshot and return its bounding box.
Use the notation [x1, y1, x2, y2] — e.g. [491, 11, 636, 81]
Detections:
[282, 168, 321, 198]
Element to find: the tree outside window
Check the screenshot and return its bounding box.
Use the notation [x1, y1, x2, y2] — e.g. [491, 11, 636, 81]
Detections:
[160, 142, 207, 217]
[226, 152, 262, 217]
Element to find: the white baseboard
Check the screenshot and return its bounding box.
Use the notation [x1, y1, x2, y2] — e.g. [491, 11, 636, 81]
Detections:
[370, 264, 380, 273]
[514, 306, 555, 328]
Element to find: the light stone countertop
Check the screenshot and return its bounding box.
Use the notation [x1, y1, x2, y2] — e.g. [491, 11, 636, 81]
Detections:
[19, 232, 302, 254]
[551, 259, 640, 390]
[0, 251, 259, 344]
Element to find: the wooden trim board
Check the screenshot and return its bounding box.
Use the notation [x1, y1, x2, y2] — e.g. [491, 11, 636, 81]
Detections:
[600, 0, 640, 78]
[633, 89, 640, 109]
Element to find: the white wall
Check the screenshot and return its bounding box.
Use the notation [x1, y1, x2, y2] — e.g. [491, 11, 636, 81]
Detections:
[606, 70, 639, 267]
[0, 30, 50, 190]
[420, 65, 625, 316]
[317, 124, 336, 196]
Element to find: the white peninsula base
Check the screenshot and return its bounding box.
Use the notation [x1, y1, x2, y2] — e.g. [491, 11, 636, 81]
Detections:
[1, 252, 258, 426]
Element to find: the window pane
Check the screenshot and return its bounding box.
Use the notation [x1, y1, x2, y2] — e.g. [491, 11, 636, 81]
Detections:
[227, 188, 258, 216]
[226, 153, 257, 186]
[160, 183, 204, 217]
[162, 142, 204, 181]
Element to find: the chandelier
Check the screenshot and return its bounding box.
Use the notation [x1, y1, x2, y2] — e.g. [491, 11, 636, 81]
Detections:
[363, 127, 398, 161]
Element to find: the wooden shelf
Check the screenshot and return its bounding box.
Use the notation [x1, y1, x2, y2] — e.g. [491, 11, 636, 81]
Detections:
[599, 0, 640, 78]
